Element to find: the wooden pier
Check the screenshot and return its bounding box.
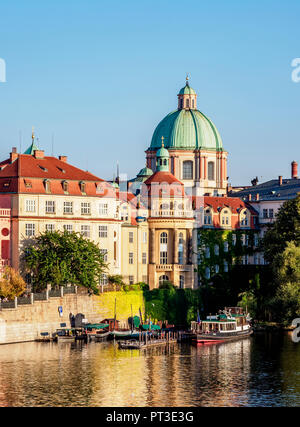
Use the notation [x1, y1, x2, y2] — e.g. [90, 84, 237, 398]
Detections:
[118, 331, 178, 350]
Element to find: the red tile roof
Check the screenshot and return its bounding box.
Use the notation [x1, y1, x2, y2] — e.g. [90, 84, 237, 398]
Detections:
[0, 153, 117, 197]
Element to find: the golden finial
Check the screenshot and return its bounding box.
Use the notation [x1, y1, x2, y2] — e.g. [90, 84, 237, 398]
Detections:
[161, 136, 164, 147]
[32, 126, 35, 142]
[186, 73, 189, 83]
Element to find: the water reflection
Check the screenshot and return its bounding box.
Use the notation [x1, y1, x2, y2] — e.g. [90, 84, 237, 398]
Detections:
[0, 334, 299, 407]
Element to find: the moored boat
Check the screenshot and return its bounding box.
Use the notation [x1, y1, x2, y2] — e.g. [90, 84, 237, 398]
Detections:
[191, 307, 252, 344]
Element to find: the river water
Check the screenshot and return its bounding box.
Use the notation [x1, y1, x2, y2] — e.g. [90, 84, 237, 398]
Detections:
[0, 332, 299, 407]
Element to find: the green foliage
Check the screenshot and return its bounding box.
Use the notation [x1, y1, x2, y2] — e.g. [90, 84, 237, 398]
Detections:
[263, 194, 300, 263]
[108, 275, 124, 286]
[158, 280, 176, 290]
[143, 287, 202, 327]
[23, 231, 107, 294]
[261, 196, 300, 323]
[197, 228, 258, 283]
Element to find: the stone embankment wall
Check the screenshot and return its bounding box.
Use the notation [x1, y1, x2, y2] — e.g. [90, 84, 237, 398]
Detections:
[0, 289, 145, 345]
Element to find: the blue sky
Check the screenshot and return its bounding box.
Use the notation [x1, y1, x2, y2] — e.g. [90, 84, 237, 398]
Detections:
[0, 0, 299, 185]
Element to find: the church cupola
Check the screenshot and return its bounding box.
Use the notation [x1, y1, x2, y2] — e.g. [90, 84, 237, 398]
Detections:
[177, 75, 197, 110]
[156, 136, 170, 172]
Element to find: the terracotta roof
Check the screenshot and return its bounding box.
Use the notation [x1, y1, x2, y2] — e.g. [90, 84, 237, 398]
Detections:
[144, 171, 183, 186]
[0, 154, 102, 181]
[190, 195, 258, 215]
[0, 153, 117, 197]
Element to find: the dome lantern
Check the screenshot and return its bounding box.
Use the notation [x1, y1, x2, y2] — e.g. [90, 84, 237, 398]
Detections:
[177, 75, 197, 110]
[156, 136, 170, 172]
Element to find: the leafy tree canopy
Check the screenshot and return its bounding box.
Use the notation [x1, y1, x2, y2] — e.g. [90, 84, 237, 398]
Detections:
[23, 231, 107, 294]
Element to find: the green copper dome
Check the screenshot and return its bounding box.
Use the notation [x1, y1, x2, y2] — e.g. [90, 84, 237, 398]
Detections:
[178, 84, 196, 95]
[150, 109, 223, 151]
[137, 166, 153, 177]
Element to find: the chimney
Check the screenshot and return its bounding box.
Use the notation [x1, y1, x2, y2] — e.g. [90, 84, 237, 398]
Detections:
[291, 161, 298, 179]
[278, 175, 283, 186]
[10, 147, 18, 163]
[34, 150, 45, 159]
[256, 193, 259, 201]
[59, 155, 68, 163]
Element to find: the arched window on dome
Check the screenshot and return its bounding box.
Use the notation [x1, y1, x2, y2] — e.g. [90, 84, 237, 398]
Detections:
[186, 98, 189, 108]
[182, 161, 193, 180]
[192, 99, 195, 108]
[208, 162, 215, 180]
[179, 98, 183, 109]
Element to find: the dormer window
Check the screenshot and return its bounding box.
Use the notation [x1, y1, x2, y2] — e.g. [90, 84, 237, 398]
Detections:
[39, 165, 48, 172]
[62, 180, 69, 192]
[79, 181, 86, 193]
[44, 179, 51, 193]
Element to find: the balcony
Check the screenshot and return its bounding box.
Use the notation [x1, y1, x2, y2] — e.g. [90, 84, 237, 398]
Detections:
[0, 209, 10, 217]
[151, 210, 194, 218]
[156, 264, 193, 272]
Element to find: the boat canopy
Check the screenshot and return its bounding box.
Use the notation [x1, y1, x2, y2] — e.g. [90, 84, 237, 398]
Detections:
[86, 323, 109, 329]
[142, 324, 161, 330]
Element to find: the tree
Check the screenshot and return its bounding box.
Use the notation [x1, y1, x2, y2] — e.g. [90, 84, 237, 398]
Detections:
[268, 242, 300, 323]
[263, 195, 300, 263]
[0, 267, 26, 300]
[23, 231, 107, 294]
[262, 196, 300, 322]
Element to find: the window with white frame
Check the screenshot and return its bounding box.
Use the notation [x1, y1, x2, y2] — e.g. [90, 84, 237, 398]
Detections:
[100, 249, 108, 262]
[129, 275, 134, 285]
[204, 209, 212, 225]
[129, 252, 134, 264]
[64, 201, 73, 214]
[224, 241, 229, 252]
[178, 232, 184, 264]
[81, 225, 90, 237]
[129, 231, 134, 243]
[99, 225, 108, 238]
[142, 253, 147, 264]
[214, 244, 219, 256]
[25, 200, 36, 212]
[215, 264, 219, 274]
[63, 224, 73, 233]
[99, 274, 108, 286]
[224, 260, 229, 272]
[99, 203, 108, 215]
[81, 202, 91, 215]
[160, 232, 168, 264]
[45, 224, 55, 232]
[182, 161, 193, 180]
[208, 162, 215, 180]
[25, 223, 35, 237]
[205, 267, 210, 279]
[45, 200, 55, 214]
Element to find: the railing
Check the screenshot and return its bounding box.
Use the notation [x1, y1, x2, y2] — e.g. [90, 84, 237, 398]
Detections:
[0, 209, 10, 217]
[151, 210, 194, 218]
[0, 300, 15, 309]
[63, 286, 76, 294]
[0, 286, 78, 310]
[17, 296, 31, 305]
[33, 292, 47, 301]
